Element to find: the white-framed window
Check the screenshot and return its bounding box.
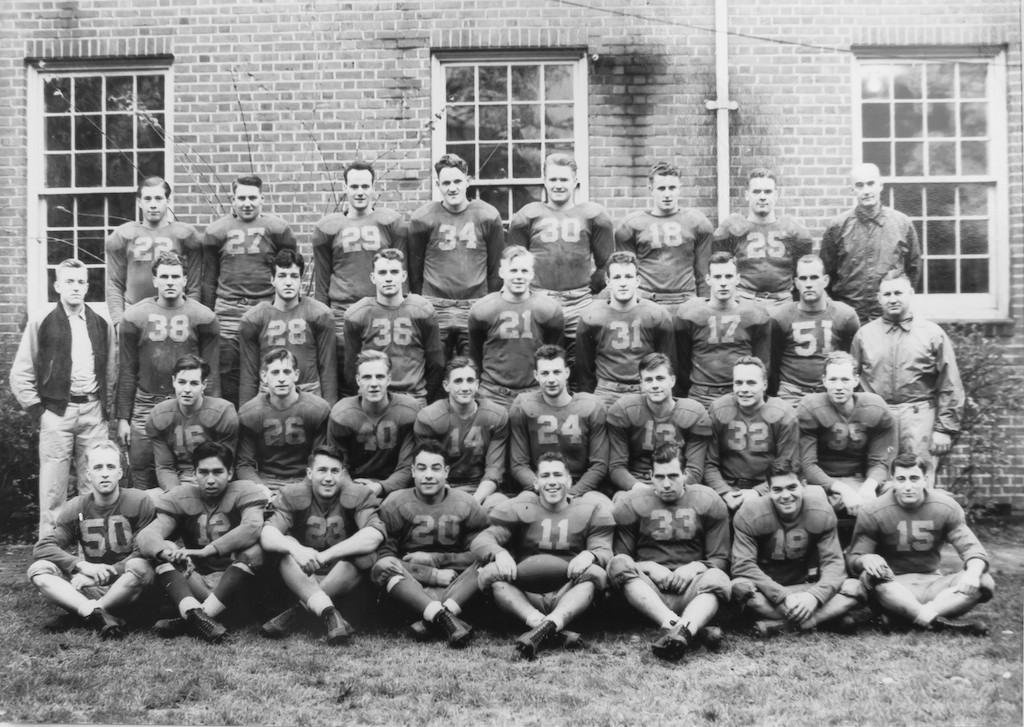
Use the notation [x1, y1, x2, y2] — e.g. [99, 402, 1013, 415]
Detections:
[431, 52, 589, 222]
[854, 49, 1009, 320]
[26, 60, 173, 316]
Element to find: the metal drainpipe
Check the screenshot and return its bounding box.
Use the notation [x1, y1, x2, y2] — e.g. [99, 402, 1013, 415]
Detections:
[705, 0, 738, 222]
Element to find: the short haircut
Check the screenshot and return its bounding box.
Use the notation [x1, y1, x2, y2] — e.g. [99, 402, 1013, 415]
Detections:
[261, 347, 298, 371]
[192, 440, 234, 471]
[172, 354, 210, 381]
[138, 176, 171, 197]
[606, 251, 637, 274]
[709, 251, 736, 267]
[434, 153, 468, 176]
[445, 355, 479, 380]
[891, 452, 930, 477]
[151, 250, 184, 276]
[747, 168, 778, 186]
[796, 254, 825, 272]
[765, 460, 801, 488]
[232, 175, 263, 193]
[501, 245, 533, 265]
[271, 249, 306, 277]
[343, 160, 376, 184]
[648, 161, 681, 181]
[651, 442, 683, 467]
[356, 349, 392, 374]
[544, 153, 577, 176]
[534, 344, 567, 368]
[413, 439, 448, 464]
[733, 355, 768, 380]
[638, 352, 674, 377]
[307, 444, 346, 468]
[373, 248, 405, 266]
[822, 351, 859, 377]
[56, 258, 86, 277]
[86, 440, 123, 467]
[537, 451, 568, 468]
[880, 269, 912, 286]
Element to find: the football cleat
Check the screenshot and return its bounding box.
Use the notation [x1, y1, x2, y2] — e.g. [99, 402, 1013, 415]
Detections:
[753, 619, 794, 637]
[931, 616, 989, 637]
[694, 625, 724, 651]
[515, 619, 557, 661]
[821, 614, 860, 635]
[556, 630, 586, 651]
[651, 623, 691, 661]
[434, 609, 473, 649]
[408, 620, 434, 642]
[186, 608, 227, 643]
[86, 607, 125, 640]
[322, 607, 354, 645]
[260, 605, 302, 639]
[153, 617, 188, 638]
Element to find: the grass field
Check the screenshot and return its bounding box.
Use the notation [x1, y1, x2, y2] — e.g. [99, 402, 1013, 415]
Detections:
[0, 523, 1020, 727]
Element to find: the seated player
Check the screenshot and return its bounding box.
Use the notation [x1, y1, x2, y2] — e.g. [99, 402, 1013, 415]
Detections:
[705, 356, 799, 512]
[259, 445, 385, 644]
[608, 444, 730, 660]
[328, 350, 419, 498]
[846, 454, 994, 635]
[414, 357, 510, 511]
[730, 463, 866, 635]
[137, 441, 268, 642]
[27, 441, 155, 638]
[371, 441, 489, 647]
[472, 452, 614, 660]
[147, 354, 238, 492]
[607, 353, 711, 497]
[237, 348, 331, 493]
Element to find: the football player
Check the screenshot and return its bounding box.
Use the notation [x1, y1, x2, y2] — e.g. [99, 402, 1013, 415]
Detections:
[27, 441, 155, 638]
[259, 445, 385, 644]
[472, 451, 614, 659]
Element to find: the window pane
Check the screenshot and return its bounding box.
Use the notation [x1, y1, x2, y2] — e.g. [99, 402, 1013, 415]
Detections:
[862, 142, 891, 175]
[960, 103, 987, 137]
[927, 259, 956, 293]
[138, 113, 165, 148]
[79, 232, 105, 265]
[546, 142, 575, 159]
[544, 65, 573, 101]
[512, 185, 542, 214]
[75, 153, 103, 187]
[959, 64, 987, 99]
[511, 66, 540, 101]
[926, 184, 955, 217]
[893, 65, 923, 99]
[960, 220, 988, 255]
[78, 195, 106, 227]
[46, 196, 75, 228]
[46, 155, 72, 188]
[478, 144, 508, 179]
[928, 142, 956, 176]
[46, 116, 72, 151]
[137, 75, 165, 110]
[891, 184, 922, 217]
[926, 63, 955, 99]
[137, 151, 164, 178]
[512, 143, 542, 177]
[107, 114, 133, 148]
[479, 106, 507, 141]
[511, 104, 540, 140]
[107, 76, 133, 110]
[479, 66, 507, 102]
[447, 143, 476, 173]
[894, 142, 923, 175]
[961, 141, 987, 175]
[75, 77, 103, 113]
[75, 115, 103, 151]
[87, 267, 105, 303]
[862, 104, 890, 138]
[544, 105, 574, 139]
[927, 220, 956, 255]
[44, 77, 71, 113]
[477, 185, 510, 219]
[959, 184, 988, 216]
[446, 66, 475, 103]
[446, 106, 476, 142]
[860, 66, 890, 100]
[107, 152, 135, 187]
[960, 259, 988, 293]
[926, 102, 955, 137]
[109, 193, 137, 225]
[894, 103, 922, 138]
[46, 230, 75, 264]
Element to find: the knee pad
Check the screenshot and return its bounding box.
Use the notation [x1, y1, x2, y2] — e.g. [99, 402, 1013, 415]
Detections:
[371, 556, 404, 588]
[573, 564, 608, 591]
[123, 558, 155, 587]
[697, 567, 732, 602]
[606, 554, 639, 589]
[839, 577, 868, 603]
[27, 560, 61, 582]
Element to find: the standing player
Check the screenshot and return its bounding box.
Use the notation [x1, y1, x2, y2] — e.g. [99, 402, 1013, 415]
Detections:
[508, 153, 613, 365]
[137, 441, 268, 642]
[730, 464, 866, 635]
[768, 255, 860, 404]
[147, 355, 238, 492]
[328, 351, 420, 498]
[27, 441, 155, 638]
[344, 248, 444, 405]
[414, 357, 509, 510]
[609, 444, 731, 660]
[509, 345, 608, 498]
[575, 251, 675, 407]
[236, 349, 331, 493]
[408, 154, 505, 358]
[712, 169, 814, 305]
[472, 452, 614, 660]
[201, 175, 298, 405]
[238, 250, 337, 406]
[675, 252, 771, 408]
[259, 445, 385, 644]
[312, 160, 408, 375]
[105, 177, 202, 327]
[118, 251, 220, 491]
[615, 161, 714, 308]
[371, 441, 489, 647]
[705, 357, 799, 512]
[607, 353, 711, 495]
[846, 454, 993, 635]
[468, 246, 564, 409]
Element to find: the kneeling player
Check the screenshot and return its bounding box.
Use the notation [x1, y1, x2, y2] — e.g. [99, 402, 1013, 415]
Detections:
[259, 446, 385, 644]
[27, 441, 155, 638]
[846, 454, 993, 635]
[137, 441, 268, 642]
[472, 452, 614, 660]
[608, 444, 730, 660]
[731, 464, 866, 635]
[371, 441, 489, 647]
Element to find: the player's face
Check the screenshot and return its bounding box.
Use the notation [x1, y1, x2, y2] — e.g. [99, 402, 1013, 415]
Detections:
[86, 448, 123, 497]
[357, 359, 391, 403]
[733, 363, 767, 411]
[412, 450, 449, 501]
[195, 455, 232, 501]
[891, 465, 927, 508]
[822, 361, 858, 407]
[650, 458, 686, 503]
[443, 365, 479, 407]
[607, 262, 640, 304]
[500, 254, 535, 296]
[138, 184, 169, 225]
[877, 277, 913, 320]
[173, 367, 207, 408]
[370, 257, 407, 298]
[535, 459, 571, 506]
[344, 169, 375, 213]
[53, 266, 89, 309]
[534, 357, 569, 398]
[707, 261, 738, 301]
[260, 356, 299, 398]
[851, 167, 882, 211]
[544, 164, 577, 207]
[308, 454, 345, 501]
[795, 259, 828, 303]
[649, 174, 681, 215]
[272, 264, 302, 302]
[640, 364, 676, 405]
[436, 166, 469, 209]
[232, 184, 263, 223]
[746, 177, 778, 218]
[153, 263, 186, 302]
[768, 473, 804, 520]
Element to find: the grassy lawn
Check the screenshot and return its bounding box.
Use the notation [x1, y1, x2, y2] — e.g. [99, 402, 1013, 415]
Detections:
[0, 523, 1020, 726]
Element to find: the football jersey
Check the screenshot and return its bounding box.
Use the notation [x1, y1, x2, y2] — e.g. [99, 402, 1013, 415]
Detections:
[146, 396, 239, 490]
[575, 299, 675, 390]
[705, 395, 799, 495]
[32, 489, 155, 574]
[675, 298, 771, 391]
[312, 208, 409, 308]
[769, 300, 860, 394]
[200, 213, 297, 306]
[732, 486, 845, 605]
[711, 213, 814, 295]
[847, 489, 989, 577]
[236, 391, 331, 481]
[468, 292, 565, 390]
[473, 491, 614, 566]
[507, 202, 614, 292]
[116, 297, 221, 419]
[797, 392, 896, 487]
[606, 394, 711, 490]
[238, 298, 338, 405]
[267, 479, 384, 551]
[509, 391, 609, 496]
[328, 393, 420, 494]
[343, 295, 443, 400]
[612, 484, 730, 571]
[376, 487, 489, 563]
[105, 220, 202, 325]
[408, 200, 505, 299]
[614, 208, 714, 298]
[414, 398, 509, 492]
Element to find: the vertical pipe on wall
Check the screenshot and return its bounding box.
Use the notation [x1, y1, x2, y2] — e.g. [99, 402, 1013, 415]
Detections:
[706, 0, 738, 221]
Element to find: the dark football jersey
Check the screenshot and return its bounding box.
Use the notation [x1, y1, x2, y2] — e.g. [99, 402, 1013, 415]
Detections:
[705, 395, 799, 494]
[146, 396, 239, 490]
[711, 213, 814, 295]
[236, 392, 331, 481]
[267, 479, 384, 551]
[675, 298, 770, 391]
[797, 392, 896, 486]
[200, 213, 297, 306]
[414, 398, 509, 491]
[575, 299, 675, 390]
[328, 393, 420, 494]
[769, 300, 860, 394]
[468, 292, 565, 390]
[376, 487, 489, 563]
[508, 202, 614, 292]
[614, 208, 714, 298]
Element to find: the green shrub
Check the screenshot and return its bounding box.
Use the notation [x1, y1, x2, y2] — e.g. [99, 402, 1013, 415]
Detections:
[0, 364, 39, 543]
